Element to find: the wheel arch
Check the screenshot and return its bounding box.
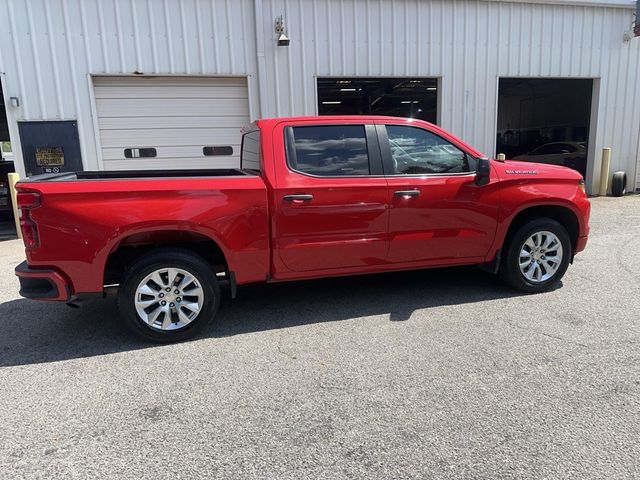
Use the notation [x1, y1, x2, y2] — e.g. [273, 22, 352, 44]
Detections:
[503, 204, 580, 255]
[103, 227, 230, 286]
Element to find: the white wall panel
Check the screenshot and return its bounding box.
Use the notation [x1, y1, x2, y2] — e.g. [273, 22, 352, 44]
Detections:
[92, 76, 249, 169]
[0, 0, 259, 174]
[260, 0, 640, 191]
[0, 0, 638, 190]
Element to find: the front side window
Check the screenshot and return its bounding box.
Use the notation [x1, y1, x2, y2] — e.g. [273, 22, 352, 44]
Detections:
[386, 125, 470, 175]
[285, 125, 370, 176]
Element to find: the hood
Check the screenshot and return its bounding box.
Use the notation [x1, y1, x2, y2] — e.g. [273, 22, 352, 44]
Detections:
[493, 159, 583, 181]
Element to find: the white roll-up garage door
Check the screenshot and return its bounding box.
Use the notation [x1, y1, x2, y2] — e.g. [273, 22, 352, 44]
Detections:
[92, 76, 250, 171]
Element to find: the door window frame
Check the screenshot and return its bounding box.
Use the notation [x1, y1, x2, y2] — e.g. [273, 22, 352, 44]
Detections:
[375, 124, 479, 177]
[283, 124, 384, 178]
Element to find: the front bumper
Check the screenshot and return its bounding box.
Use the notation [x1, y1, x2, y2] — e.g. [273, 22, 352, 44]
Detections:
[575, 235, 589, 254]
[15, 261, 72, 301]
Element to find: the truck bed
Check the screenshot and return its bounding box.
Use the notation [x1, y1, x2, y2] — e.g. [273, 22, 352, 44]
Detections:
[22, 169, 256, 182]
[16, 168, 270, 292]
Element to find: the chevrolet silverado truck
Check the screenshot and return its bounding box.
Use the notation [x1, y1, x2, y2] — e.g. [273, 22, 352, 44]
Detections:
[14, 116, 590, 342]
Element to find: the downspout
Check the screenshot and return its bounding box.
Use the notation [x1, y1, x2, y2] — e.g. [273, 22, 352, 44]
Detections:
[254, 0, 269, 120]
[635, 1, 640, 191]
[635, 126, 640, 192]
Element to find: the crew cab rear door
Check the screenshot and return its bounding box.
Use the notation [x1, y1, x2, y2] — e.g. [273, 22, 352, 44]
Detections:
[271, 121, 389, 274]
[376, 121, 499, 264]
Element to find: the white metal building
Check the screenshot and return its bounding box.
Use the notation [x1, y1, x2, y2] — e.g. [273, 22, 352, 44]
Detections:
[0, 0, 639, 194]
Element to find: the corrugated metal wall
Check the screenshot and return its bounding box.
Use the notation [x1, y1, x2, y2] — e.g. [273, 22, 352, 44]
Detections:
[0, 0, 259, 173]
[261, 0, 640, 191]
[0, 0, 639, 191]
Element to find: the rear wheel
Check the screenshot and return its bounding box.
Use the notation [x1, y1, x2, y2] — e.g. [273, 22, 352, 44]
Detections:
[117, 248, 220, 342]
[499, 218, 571, 293]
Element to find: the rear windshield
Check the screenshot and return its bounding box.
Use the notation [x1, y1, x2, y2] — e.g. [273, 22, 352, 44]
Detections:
[241, 130, 261, 171]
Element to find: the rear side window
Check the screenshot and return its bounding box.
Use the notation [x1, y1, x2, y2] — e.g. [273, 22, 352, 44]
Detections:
[386, 125, 470, 175]
[285, 125, 370, 176]
[241, 130, 261, 171]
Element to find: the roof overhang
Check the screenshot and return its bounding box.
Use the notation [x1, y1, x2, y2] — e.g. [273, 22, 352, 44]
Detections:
[480, 0, 635, 9]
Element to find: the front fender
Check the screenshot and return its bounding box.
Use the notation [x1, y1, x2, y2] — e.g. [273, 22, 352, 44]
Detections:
[489, 178, 590, 260]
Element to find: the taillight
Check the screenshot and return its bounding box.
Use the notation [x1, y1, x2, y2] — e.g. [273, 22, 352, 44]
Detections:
[17, 190, 41, 250]
[17, 191, 41, 210]
[21, 218, 39, 250]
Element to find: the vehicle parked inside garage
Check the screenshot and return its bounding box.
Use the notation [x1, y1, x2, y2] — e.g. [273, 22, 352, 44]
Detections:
[513, 142, 587, 177]
[14, 116, 590, 342]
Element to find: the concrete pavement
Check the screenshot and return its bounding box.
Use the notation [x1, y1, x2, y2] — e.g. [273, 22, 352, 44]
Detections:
[0, 196, 639, 479]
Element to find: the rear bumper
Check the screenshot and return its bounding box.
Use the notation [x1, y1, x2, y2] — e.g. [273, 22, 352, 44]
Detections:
[15, 261, 72, 301]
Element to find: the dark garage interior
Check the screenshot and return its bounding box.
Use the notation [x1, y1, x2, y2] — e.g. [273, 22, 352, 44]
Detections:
[317, 78, 438, 124]
[496, 78, 593, 179]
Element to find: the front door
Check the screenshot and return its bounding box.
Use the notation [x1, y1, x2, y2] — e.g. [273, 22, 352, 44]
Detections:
[273, 123, 389, 273]
[378, 123, 499, 264]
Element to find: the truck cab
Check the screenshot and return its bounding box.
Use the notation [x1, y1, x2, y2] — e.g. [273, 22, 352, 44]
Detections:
[254, 117, 588, 281]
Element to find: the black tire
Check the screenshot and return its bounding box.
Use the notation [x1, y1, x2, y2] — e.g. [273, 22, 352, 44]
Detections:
[498, 217, 572, 293]
[117, 248, 220, 343]
[611, 171, 627, 197]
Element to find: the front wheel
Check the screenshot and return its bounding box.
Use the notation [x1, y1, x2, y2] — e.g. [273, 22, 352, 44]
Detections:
[499, 218, 571, 293]
[117, 248, 220, 342]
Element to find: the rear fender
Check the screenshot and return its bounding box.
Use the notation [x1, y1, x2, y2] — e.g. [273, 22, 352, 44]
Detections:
[100, 221, 233, 279]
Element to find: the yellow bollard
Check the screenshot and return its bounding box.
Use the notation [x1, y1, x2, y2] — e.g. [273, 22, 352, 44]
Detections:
[599, 148, 611, 196]
[8, 172, 21, 239]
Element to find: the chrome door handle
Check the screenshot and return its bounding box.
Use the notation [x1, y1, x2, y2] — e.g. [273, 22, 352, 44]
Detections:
[394, 189, 420, 197]
[283, 194, 314, 202]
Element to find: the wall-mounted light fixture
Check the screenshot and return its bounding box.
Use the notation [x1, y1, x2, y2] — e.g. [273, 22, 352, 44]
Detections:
[623, 30, 634, 43]
[9, 96, 20, 108]
[275, 15, 290, 46]
[625, 3, 639, 42]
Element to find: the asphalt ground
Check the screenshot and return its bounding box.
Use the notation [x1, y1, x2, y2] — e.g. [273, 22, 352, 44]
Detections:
[0, 195, 638, 479]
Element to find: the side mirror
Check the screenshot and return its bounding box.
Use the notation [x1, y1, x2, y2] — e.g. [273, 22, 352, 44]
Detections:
[475, 157, 490, 186]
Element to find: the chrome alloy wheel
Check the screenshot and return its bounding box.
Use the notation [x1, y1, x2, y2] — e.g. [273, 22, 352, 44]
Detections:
[519, 231, 564, 283]
[134, 267, 204, 331]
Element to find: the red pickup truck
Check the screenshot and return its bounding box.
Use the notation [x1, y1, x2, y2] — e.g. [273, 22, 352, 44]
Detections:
[15, 116, 590, 342]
